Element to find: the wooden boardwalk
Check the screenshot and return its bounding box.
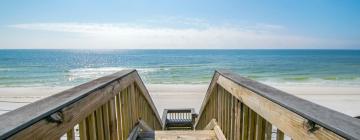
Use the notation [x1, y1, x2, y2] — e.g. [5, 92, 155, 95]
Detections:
[0, 69, 359, 140]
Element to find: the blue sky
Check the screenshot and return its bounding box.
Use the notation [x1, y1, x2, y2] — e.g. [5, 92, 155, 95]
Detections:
[0, 0, 359, 49]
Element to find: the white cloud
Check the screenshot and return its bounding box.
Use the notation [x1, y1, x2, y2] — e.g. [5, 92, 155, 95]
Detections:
[6, 22, 360, 49]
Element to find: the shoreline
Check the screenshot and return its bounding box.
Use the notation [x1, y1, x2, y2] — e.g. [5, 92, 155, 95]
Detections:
[0, 84, 359, 117]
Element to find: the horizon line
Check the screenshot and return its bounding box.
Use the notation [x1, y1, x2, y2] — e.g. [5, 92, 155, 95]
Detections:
[1, 48, 360, 50]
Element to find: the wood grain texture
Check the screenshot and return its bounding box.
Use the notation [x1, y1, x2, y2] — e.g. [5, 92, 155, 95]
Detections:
[217, 75, 345, 140]
[86, 113, 97, 140]
[66, 128, 75, 140]
[203, 119, 226, 140]
[95, 108, 105, 140]
[79, 120, 87, 140]
[276, 129, 284, 140]
[217, 70, 360, 140]
[264, 121, 272, 140]
[155, 130, 217, 140]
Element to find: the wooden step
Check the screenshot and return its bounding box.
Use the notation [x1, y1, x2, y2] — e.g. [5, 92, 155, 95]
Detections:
[138, 130, 217, 140]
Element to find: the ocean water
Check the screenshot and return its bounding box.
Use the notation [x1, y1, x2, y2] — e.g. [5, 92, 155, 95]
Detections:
[0, 49, 360, 87]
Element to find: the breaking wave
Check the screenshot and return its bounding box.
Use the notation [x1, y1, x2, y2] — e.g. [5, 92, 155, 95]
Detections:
[67, 67, 169, 81]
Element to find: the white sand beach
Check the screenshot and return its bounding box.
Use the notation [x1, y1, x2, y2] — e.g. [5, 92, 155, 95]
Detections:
[0, 84, 359, 118]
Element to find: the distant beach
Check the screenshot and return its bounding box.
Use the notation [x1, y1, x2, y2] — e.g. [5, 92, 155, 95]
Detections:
[0, 50, 360, 117]
[1, 84, 359, 118]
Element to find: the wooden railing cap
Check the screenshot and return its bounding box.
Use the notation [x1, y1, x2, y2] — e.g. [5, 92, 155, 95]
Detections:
[215, 70, 360, 139]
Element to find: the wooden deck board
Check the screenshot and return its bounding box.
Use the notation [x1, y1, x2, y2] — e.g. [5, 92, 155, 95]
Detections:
[154, 130, 217, 140]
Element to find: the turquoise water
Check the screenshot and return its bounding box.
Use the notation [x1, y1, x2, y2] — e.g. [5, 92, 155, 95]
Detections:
[0, 49, 360, 87]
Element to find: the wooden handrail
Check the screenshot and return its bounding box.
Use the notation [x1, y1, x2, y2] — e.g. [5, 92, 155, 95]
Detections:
[0, 69, 162, 139]
[196, 70, 360, 140]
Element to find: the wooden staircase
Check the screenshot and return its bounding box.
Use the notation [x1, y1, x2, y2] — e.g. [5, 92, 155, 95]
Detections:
[129, 109, 225, 140]
[1, 69, 360, 140]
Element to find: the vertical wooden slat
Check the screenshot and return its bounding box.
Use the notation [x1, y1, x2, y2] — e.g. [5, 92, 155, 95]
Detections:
[143, 94, 146, 123]
[214, 87, 218, 122]
[255, 115, 266, 140]
[109, 98, 119, 140]
[225, 91, 230, 138]
[248, 110, 257, 140]
[136, 86, 141, 122]
[86, 113, 97, 140]
[217, 85, 222, 128]
[276, 129, 284, 140]
[127, 86, 133, 131]
[235, 100, 241, 140]
[222, 88, 226, 136]
[241, 105, 249, 140]
[95, 108, 105, 140]
[230, 95, 235, 140]
[130, 83, 136, 127]
[66, 128, 75, 140]
[102, 102, 111, 140]
[221, 85, 224, 129]
[222, 88, 229, 138]
[116, 94, 124, 140]
[123, 88, 130, 138]
[233, 97, 237, 140]
[219, 88, 223, 131]
[264, 121, 272, 140]
[140, 93, 145, 122]
[79, 120, 88, 140]
[239, 102, 243, 140]
[123, 87, 129, 138]
[229, 93, 232, 139]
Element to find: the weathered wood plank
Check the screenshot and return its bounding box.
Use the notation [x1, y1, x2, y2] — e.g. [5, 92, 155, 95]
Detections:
[115, 94, 123, 140]
[202, 119, 226, 140]
[86, 113, 97, 140]
[95, 108, 105, 140]
[123, 87, 130, 138]
[241, 105, 249, 140]
[224, 90, 229, 138]
[218, 85, 223, 130]
[276, 129, 284, 140]
[264, 121, 272, 140]
[108, 98, 118, 140]
[79, 120, 88, 140]
[235, 100, 241, 140]
[230, 95, 235, 140]
[255, 115, 265, 140]
[248, 110, 257, 140]
[102, 102, 111, 140]
[66, 128, 75, 140]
